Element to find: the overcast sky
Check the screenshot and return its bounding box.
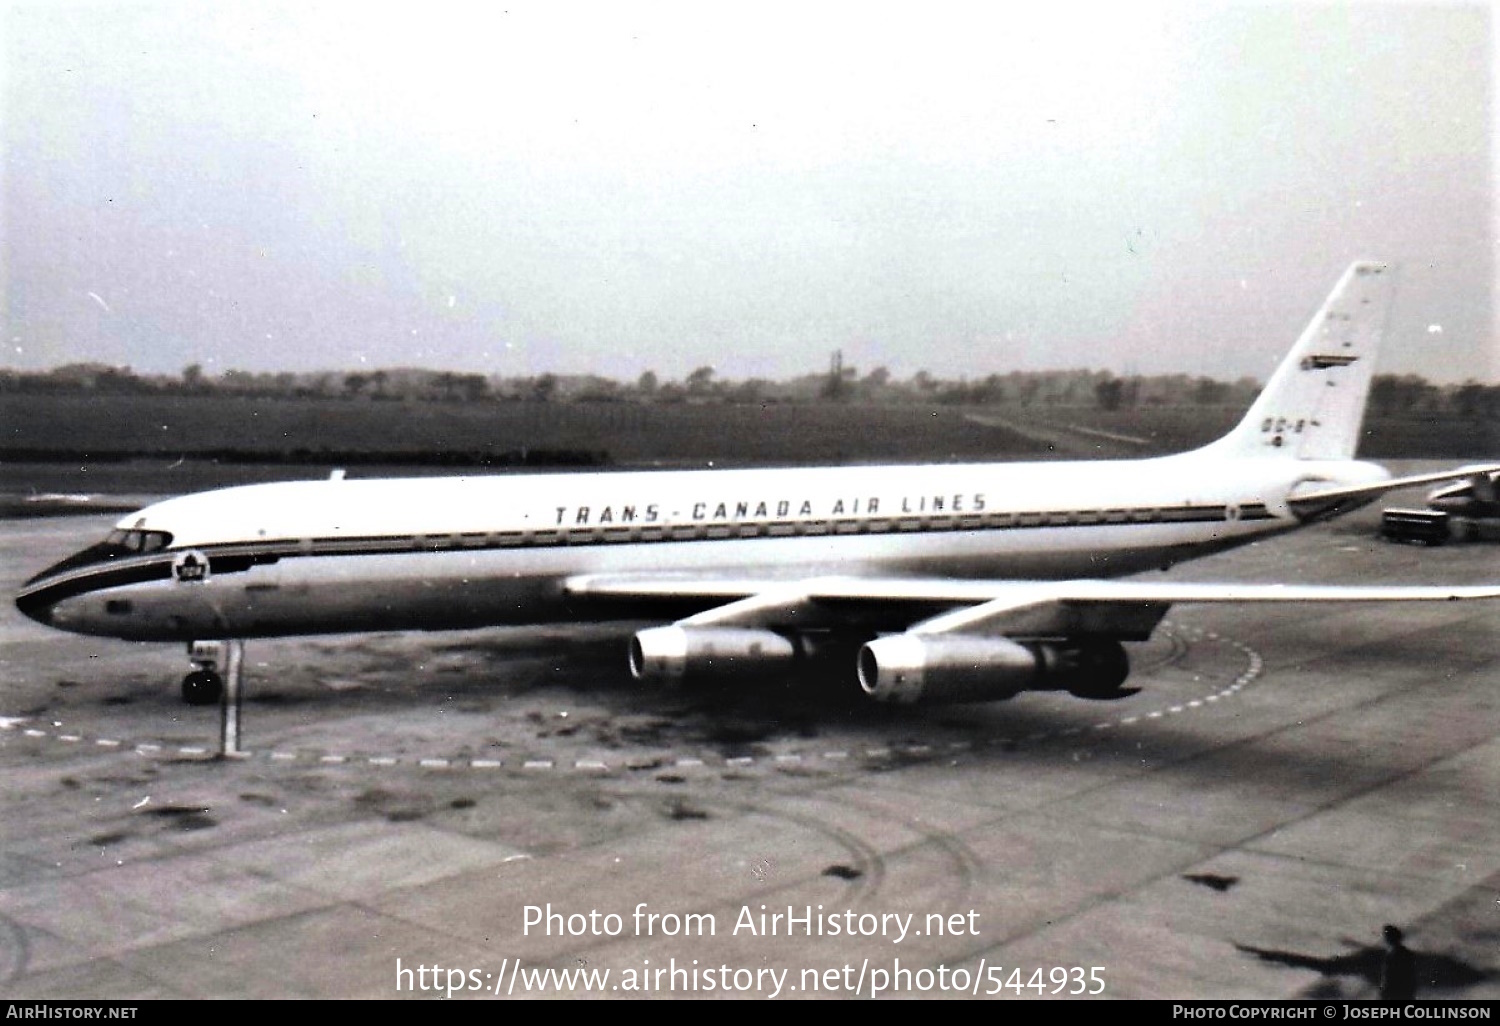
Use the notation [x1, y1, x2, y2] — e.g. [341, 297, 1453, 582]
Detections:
[2, 1, 1495, 384]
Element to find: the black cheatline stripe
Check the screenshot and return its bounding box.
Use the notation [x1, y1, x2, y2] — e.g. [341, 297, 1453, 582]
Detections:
[17, 549, 278, 607]
[21, 503, 1275, 606]
[17, 560, 175, 612]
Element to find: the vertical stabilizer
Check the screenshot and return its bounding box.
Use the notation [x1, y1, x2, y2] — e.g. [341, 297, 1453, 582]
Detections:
[1206, 261, 1395, 461]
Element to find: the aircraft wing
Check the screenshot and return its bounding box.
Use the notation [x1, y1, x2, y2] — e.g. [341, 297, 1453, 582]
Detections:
[1289, 463, 1500, 522]
[564, 574, 1500, 640]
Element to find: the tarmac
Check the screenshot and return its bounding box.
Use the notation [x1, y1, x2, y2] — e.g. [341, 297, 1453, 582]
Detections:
[1, 482, 1496, 999]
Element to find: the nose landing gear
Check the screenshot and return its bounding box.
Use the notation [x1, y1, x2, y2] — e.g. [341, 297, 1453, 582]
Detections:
[181, 640, 246, 757]
[182, 640, 227, 705]
[182, 668, 224, 705]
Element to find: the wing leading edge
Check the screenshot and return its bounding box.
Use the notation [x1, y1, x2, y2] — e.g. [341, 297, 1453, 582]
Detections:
[567, 572, 1500, 636]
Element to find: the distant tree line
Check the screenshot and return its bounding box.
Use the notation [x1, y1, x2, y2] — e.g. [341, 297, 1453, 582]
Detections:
[1, 361, 1495, 417]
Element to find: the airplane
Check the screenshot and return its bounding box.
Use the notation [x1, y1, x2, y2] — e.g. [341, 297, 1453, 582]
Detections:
[15, 261, 1500, 707]
[1426, 470, 1500, 533]
[1381, 468, 1500, 545]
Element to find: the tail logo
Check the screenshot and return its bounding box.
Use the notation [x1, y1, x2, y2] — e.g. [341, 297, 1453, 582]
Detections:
[1300, 354, 1360, 370]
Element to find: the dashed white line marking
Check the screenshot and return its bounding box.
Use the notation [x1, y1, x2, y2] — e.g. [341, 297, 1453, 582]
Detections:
[3, 622, 1264, 775]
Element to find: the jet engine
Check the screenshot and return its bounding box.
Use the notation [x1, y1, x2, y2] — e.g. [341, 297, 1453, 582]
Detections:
[858, 635, 1129, 704]
[630, 626, 798, 680]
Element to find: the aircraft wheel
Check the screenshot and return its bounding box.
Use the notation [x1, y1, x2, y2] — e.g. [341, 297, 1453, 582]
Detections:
[182, 670, 223, 706]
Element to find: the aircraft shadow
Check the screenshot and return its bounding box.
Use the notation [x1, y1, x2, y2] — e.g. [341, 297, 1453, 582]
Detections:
[1234, 941, 1491, 997]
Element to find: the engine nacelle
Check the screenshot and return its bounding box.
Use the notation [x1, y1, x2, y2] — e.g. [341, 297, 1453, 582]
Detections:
[858, 635, 1129, 704]
[858, 635, 1037, 704]
[629, 626, 798, 680]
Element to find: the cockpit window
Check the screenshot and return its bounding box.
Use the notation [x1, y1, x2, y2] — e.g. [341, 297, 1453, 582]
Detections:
[105, 529, 173, 552]
[22, 527, 177, 586]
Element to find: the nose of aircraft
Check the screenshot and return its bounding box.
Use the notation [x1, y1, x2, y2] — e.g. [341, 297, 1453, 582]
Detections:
[14, 537, 137, 629]
[16, 584, 55, 626]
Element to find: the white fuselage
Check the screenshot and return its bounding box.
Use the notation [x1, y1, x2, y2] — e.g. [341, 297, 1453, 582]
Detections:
[20, 451, 1389, 641]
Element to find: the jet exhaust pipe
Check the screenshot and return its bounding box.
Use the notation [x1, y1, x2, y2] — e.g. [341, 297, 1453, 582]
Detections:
[629, 626, 798, 680]
[858, 634, 1130, 704]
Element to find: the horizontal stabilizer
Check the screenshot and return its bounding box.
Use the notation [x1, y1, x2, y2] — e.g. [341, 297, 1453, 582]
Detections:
[1289, 463, 1500, 522]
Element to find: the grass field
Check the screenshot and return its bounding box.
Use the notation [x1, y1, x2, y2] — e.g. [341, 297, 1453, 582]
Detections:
[1, 393, 1493, 500]
[1, 394, 1047, 465]
[1014, 404, 1497, 458]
